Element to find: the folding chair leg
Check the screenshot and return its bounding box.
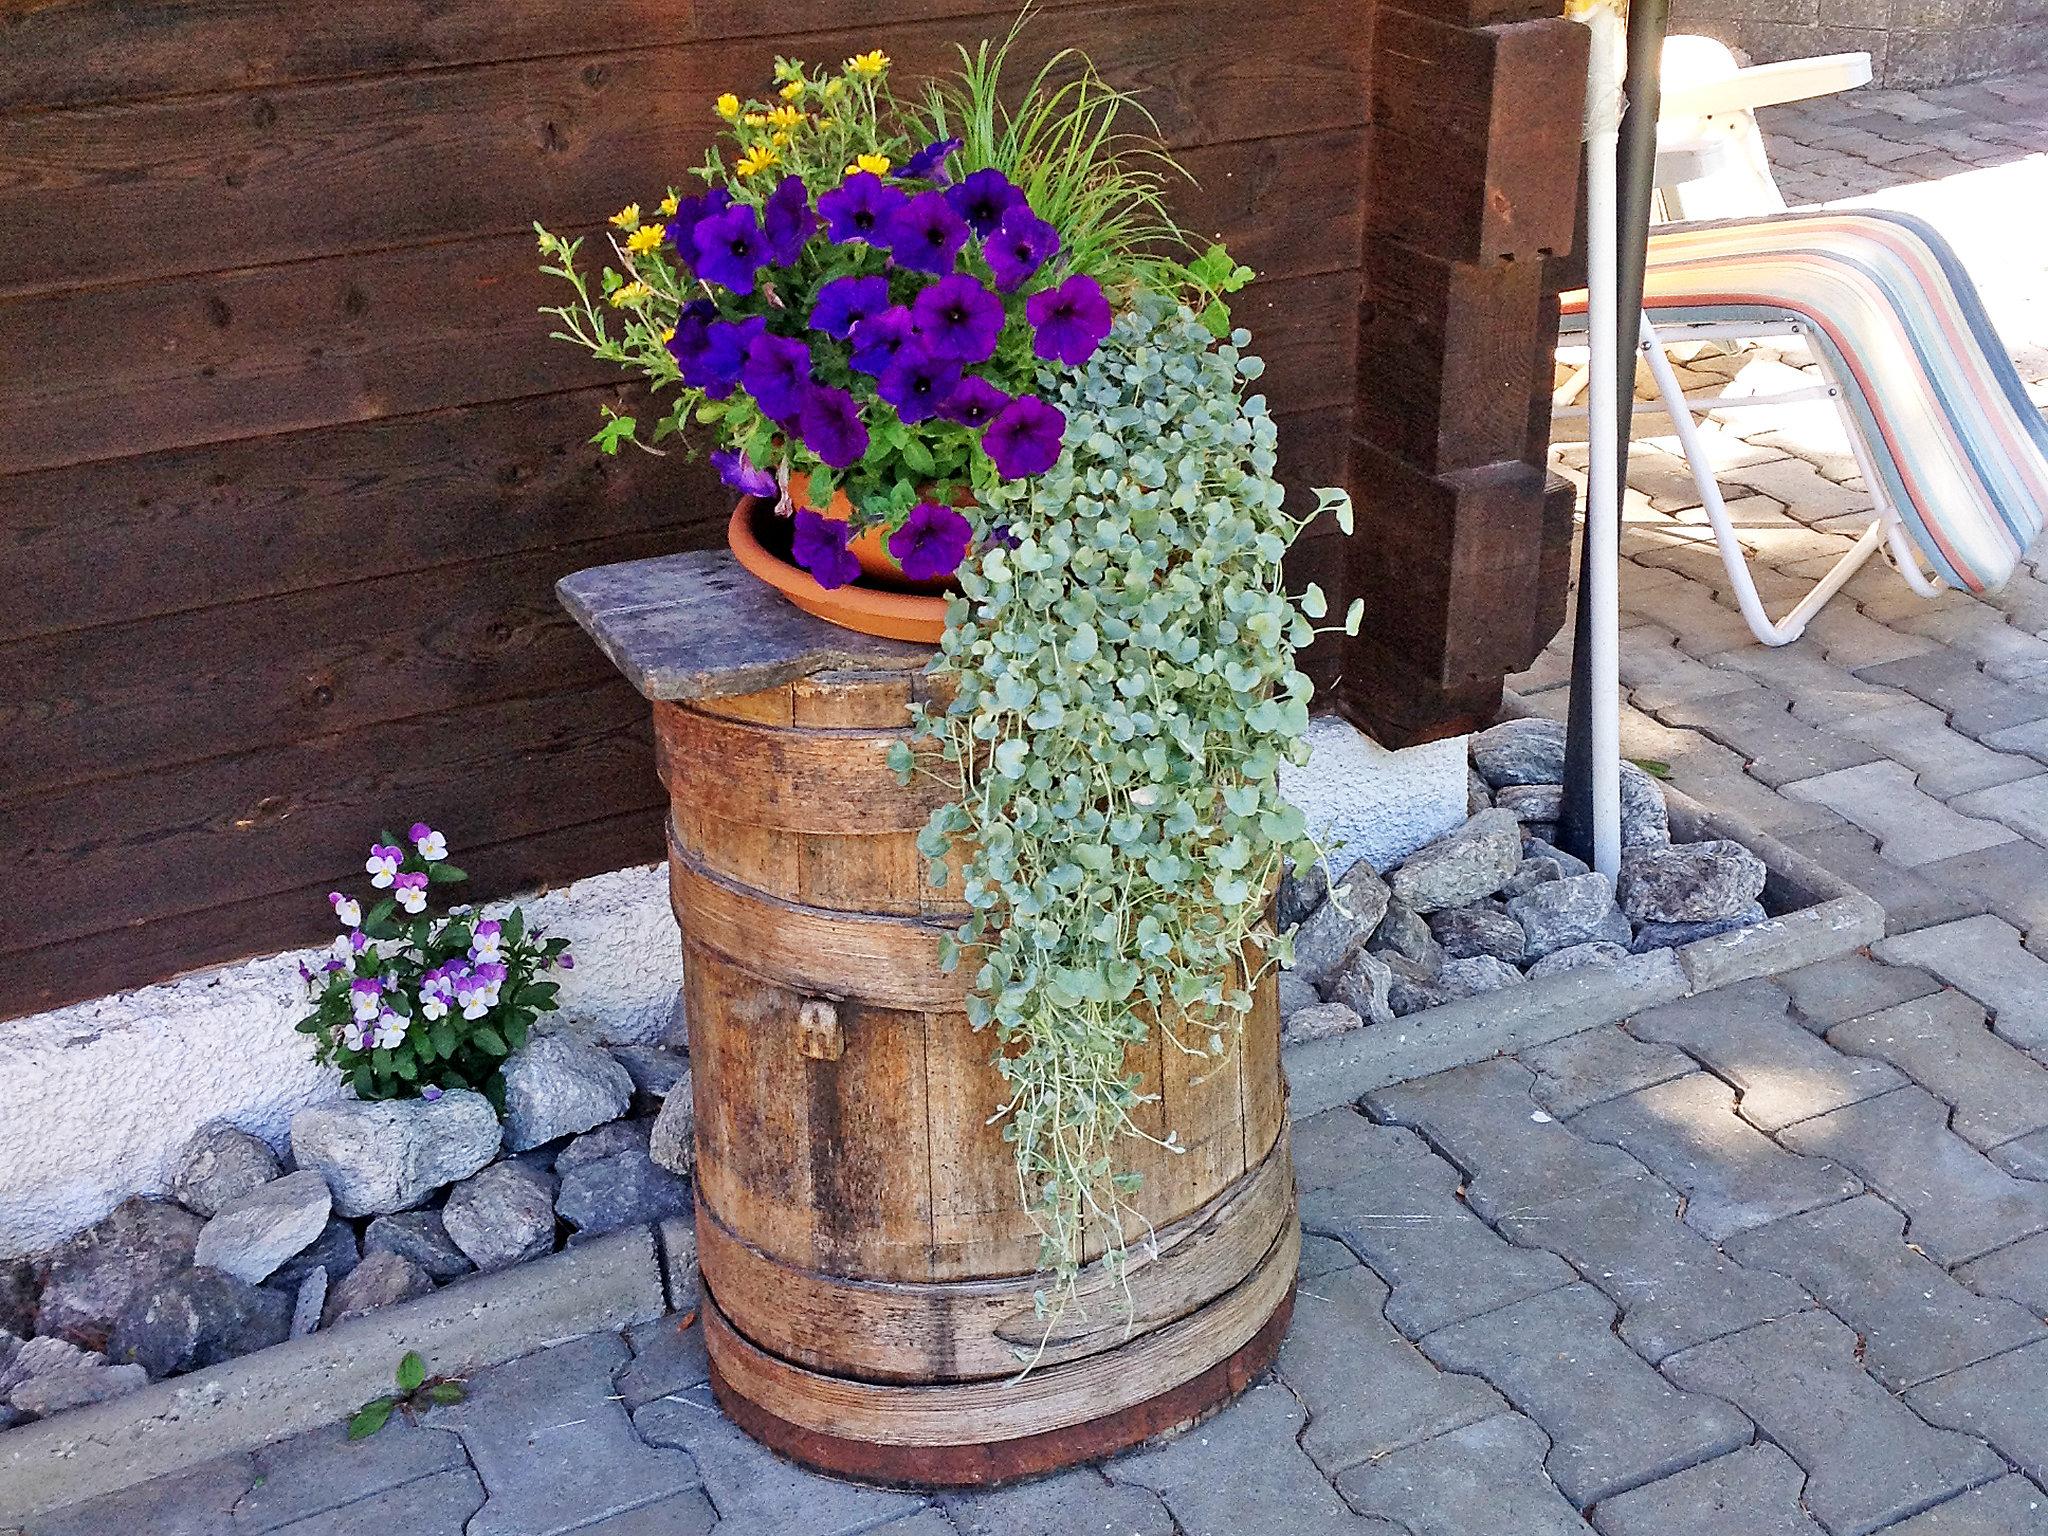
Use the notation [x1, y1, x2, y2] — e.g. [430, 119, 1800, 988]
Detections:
[1639, 313, 1889, 646]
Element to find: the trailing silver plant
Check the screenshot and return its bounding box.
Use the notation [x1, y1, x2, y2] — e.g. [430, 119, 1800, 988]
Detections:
[892, 294, 1358, 1319]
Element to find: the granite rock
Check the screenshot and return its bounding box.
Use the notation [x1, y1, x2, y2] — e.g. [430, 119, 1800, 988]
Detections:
[1527, 941, 1632, 980]
[364, 1210, 472, 1282]
[1438, 955, 1524, 999]
[1389, 809, 1523, 914]
[35, 1197, 203, 1352]
[170, 1125, 283, 1219]
[1510, 872, 1633, 961]
[1326, 949, 1396, 1026]
[1618, 840, 1769, 923]
[1276, 860, 1332, 931]
[1496, 783, 1564, 825]
[1525, 834, 1592, 877]
[663, 984, 691, 1053]
[1471, 718, 1566, 789]
[1467, 767, 1493, 816]
[1620, 761, 1672, 846]
[289, 1269, 326, 1339]
[1386, 956, 1456, 1017]
[1631, 903, 1769, 952]
[1501, 856, 1564, 898]
[556, 1149, 695, 1239]
[1276, 972, 1321, 1019]
[649, 1074, 696, 1177]
[556, 1117, 653, 1172]
[442, 1161, 558, 1272]
[1369, 898, 1445, 972]
[5, 1334, 147, 1418]
[194, 1170, 332, 1285]
[1290, 862, 1393, 986]
[1283, 1002, 1368, 1045]
[1427, 903, 1527, 965]
[291, 1089, 501, 1217]
[0, 1258, 38, 1339]
[268, 1217, 361, 1293]
[110, 1266, 291, 1378]
[607, 1044, 690, 1110]
[500, 1031, 635, 1152]
[323, 1251, 436, 1327]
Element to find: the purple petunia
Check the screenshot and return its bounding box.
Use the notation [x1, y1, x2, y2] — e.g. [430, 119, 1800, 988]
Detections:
[848, 306, 914, 376]
[818, 172, 906, 245]
[887, 501, 974, 583]
[664, 187, 733, 256]
[742, 331, 814, 423]
[1026, 274, 1113, 367]
[762, 174, 821, 266]
[811, 274, 891, 340]
[693, 204, 771, 294]
[986, 204, 1061, 292]
[910, 274, 1006, 364]
[877, 345, 961, 425]
[799, 384, 869, 470]
[983, 395, 1068, 478]
[672, 310, 761, 399]
[939, 375, 1011, 429]
[945, 168, 1025, 237]
[712, 446, 778, 498]
[790, 507, 863, 589]
[900, 136, 963, 181]
[888, 191, 969, 276]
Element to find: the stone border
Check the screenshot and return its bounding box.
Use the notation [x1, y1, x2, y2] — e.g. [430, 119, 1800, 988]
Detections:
[0, 1222, 689, 1524]
[1284, 770, 1886, 1118]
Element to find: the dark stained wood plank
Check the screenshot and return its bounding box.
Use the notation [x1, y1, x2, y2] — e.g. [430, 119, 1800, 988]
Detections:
[5, 678, 663, 956]
[0, 386, 710, 644]
[0, 526, 689, 801]
[0, 250, 1354, 475]
[0, 28, 1363, 297]
[0, 807, 665, 1020]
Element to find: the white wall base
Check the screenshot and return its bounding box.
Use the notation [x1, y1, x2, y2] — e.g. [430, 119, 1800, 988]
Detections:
[0, 865, 679, 1259]
[1279, 717, 1471, 874]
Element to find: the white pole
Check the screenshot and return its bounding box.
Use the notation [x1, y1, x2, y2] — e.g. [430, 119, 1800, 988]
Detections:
[1579, 3, 1627, 883]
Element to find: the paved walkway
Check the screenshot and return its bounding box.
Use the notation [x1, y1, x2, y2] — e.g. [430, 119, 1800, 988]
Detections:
[25, 66, 2048, 1536]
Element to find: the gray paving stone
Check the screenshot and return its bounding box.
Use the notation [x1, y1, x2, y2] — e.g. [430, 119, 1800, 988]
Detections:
[1334, 1414, 1594, 1536]
[1619, 625, 1761, 712]
[1519, 1025, 1696, 1119]
[1108, 1381, 1404, 1535]
[1878, 916, 2048, 1051]
[573, 1492, 720, 1534]
[1724, 1195, 2046, 1390]
[264, 1468, 485, 1536]
[433, 1333, 698, 1536]
[1591, 1444, 1825, 1536]
[1297, 1118, 1575, 1339]
[1717, 643, 1907, 726]
[1919, 839, 2048, 954]
[1298, 1232, 1358, 1280]
[1872, 1477, 2048, 1535]
[1665, 1310, 2007, 1536]
[1292, 1107, 1385, 1194]
[943, 1468, 1175, 1536]
[613, 1316, 709, 1413]
[232, 1421, 468, 1531]
[1626, 978, 1904, 1131]
[1890, 605, 2048, 681]
[1957, 1231, 2048, 1317]
[1906, 1339, 2048, 1487]
[1993, 1129, 2048, 1182]
[1827, 701, 2040, 799]
[1278, 1263, 1506, 1477]
[1783, 825, 1991, 936]
[1951, 774, 2048, 849]
[1826, 991, 2048, 1150]
[1778, 954, 1945, 1029]
[1419, 1283, 1751, 1508]
[1781, 1086, 2048, 1266]
[635, 1384, 925, 1536]
[1655, 688, 1884, 788]
[1782, 762, 2017, 867]
[25, 1456, 255, 1536]
[1857, 651, 2048, 740]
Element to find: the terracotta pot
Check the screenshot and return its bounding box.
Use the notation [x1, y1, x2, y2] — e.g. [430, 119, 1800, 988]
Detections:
[727, 499, 949, 645]
[787, 472, 957, 593]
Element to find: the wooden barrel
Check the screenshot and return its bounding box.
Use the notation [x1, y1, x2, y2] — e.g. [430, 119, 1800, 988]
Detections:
[657, 655, 1297, 1486]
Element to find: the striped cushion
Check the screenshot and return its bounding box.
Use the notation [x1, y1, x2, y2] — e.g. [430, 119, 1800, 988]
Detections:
[1564, 210, 2048, 592]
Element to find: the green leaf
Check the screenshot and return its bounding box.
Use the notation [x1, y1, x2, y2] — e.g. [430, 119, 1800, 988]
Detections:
[1299, 583, 1327, 620]
[472, 1025, 509, 1055]
[425, 1381, 468, 1405]
[591, 409, 639, 456]
[427, 863, 467, 884]
[395, 1351, 426, 1393]
[348, 1397, 397, 1440]
[1631, 757, 1676, 780]
[1343, 598, 1365, 636]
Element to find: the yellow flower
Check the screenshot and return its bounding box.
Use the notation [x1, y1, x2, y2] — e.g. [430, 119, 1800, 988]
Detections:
[625, 225, 664, 254]
[608, 281, 652, 308]
[823, 78, 845, 101]
[609, 203, 641, 230]
[846, 152, 891, 177]
[772, 130, 793, 148]
[660, 326, 675, 343]
[743, 111, 770, 128]
[846, 49, 888, 77]
[767, 104, 805, 129]
[715, 93, 741, 121]
[735, 144, 780, 178]
[779, 79, 807, 101]
[657, 191, 680, 217]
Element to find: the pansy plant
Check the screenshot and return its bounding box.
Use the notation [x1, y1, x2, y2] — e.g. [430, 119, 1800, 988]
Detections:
[297, 823, 573, 1109]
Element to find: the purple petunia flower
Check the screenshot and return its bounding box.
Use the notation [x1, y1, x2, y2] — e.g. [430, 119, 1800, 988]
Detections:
[818, 172, 906, 245]
[693, 204, 771, 294]
[939, 375, 1011, 429]
[986, 204, 1061, 292]
[790, 507, 863, 589]
[900, 136, 963, 181]
[887, 501, 974, 583]
[983, 395, 1068, 478]
[742, 330, 814, 423]
[946, 168, 1025, 237]
[848, 306, 914, 376]
[911, 274, 1006, 364]
[1025, 274, 1113, 366]
[888, 191, 969, 275]
[664, 187, 732, 257]
[810, 275, 891, 340]
[799, 384, 869, 470]
[671, 306, 761, 399]
[877, 345, 961, 425]
[712, 447, 777, 499]
[762, 174, 821, 266]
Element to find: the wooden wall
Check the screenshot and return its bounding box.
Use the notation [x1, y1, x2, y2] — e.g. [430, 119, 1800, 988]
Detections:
[0, 0, 1379, 1017]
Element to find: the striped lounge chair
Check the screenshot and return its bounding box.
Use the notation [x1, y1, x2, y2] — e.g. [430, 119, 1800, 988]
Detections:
[1558, 40, 2048, 646]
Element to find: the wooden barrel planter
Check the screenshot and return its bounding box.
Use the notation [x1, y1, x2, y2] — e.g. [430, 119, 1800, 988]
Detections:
[655, 649, 1298, 1487]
